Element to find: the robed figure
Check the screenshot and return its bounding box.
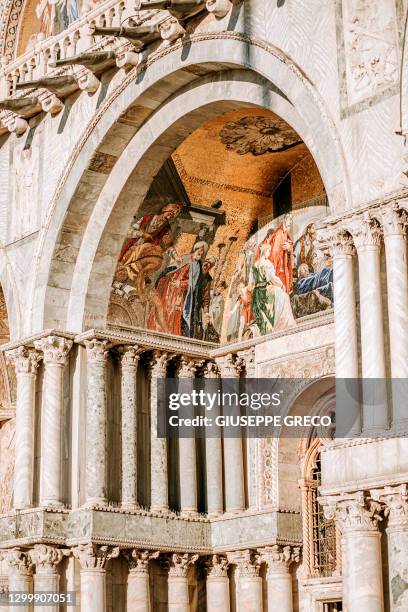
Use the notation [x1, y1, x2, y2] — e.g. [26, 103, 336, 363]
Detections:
[261, 213, 294, 293]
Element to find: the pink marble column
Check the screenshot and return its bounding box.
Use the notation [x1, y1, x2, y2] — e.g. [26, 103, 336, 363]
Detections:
[125, 550, 159, 612]
[168, 553, 198, 612]
[230, 550, 262, 612]
[206, 555, 230, 612]
[262, 545, 300, 612]
[73, 543, 119, 612]
[30, 545, 69, 612]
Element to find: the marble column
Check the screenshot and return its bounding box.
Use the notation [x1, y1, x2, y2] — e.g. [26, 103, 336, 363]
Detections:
[149, 351, 169, 512]
[231, 550, 262, 612]
[331, 231, 360, 436]
[3, 549, 33, 612]
[72, 544, 119, 612]
[203, 363, 223, 516]
[239, 347, 259, 511]
[168, 553, 198, 612]
[379, 206, 408, 429]
[206, 555, 230, 612]
[30, 545, 68, 612]
[119, 345, 141, 510]
[5, 347, 41, 510]
[322, 492, 384, 612]
[216, 354, 245, 514]
[177, 357, 199, 515]
[84, 339, 110, 506]
[125, 550, 159, 612]
[379, 485, 408, 612]
[262, 545, 300, 612]
[33, 336, 73, 507]
[352, 219, 388, 433]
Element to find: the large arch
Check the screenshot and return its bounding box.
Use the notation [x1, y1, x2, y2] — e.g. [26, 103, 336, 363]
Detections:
[28, 34, 351, 334]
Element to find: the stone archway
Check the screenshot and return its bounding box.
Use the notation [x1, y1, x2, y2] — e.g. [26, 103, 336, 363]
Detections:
[27, 34, 351, 334]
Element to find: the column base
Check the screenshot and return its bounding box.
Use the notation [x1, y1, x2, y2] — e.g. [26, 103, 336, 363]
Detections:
[83, 498, 108, 508]
[121, 502, 141, 512]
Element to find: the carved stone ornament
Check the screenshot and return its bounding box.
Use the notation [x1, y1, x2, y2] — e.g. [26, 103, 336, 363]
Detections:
[347, 215, 383, 250]
[317, 227, 356, 258]
[168, 553, 199, 577]
[158, 16, 185, 44]
[206, 0, 232, 18]
[149, 350, 171, 378]
[206, 554, 229, 577]
[5, 346, 41, 374]
[219, 116, 302, 156]
[215, 353, 243, 377]
[319, 492, 383, 533]
[378, 484, 408, 527]
[375, 202, 408, 238]
[34, 335, 73, 365]
[72, 543, 120, 569]
[177, 357, 204, 378]
[84, 339, 110, 363]
[29, 544, 69, 571]
[119, 345, 142, 369]
[125, 549, 160, 574]
[238, 346, 256, 377]
[228, 550, 261, 577]
[260, 545, 301, 573]
[2, 548, 34, 575]
[203, 361, 220, 378]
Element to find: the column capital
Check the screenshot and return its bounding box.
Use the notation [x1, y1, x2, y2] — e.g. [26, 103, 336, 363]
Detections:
[203, 361, 220, 378]
[319, 492, 383, 533]
[348, 216, 382, 250]
[29, 545, 69, 572]
[206, 554, 229, 578]
[149, 350, 171, 378]
[84, 339, 110, 363]
[177, 356, 203, 378]
[215, 353, 244, 378]
[2, 548, 34, 576]
[228, 550, 260, 577]
[5, 345, 41, 374]
[318, 227, 356, 257]
[125, 549, 160, 574]
[374, 484, 408, 527]
[376, 203, 408, 238]
[238, 346, 256, 377]
[168, 552, 199, 577]
[72, 543, 119, 569]
[260, 545, 301, 573]
[34, 335, 73, 365]
[119, 345, 142, 368]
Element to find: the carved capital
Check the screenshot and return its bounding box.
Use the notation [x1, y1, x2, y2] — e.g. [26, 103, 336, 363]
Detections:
[168, 553, 199, 577]
[319, 492, 383, 533]
[5, 346, 41, 374]
[378, 484, 408, 527]
[34, 335, 73, 365]
[2, 548, 34, 575]
[72, 543, 119, 569]
[228, 550, 261, 577]
[261, 545, 300, 574]
[149, 350, 170, 379]
[159, 16, 185, 43]
[119, 345, 142, 369]
[177, 357, 203, 379]
[348, 216, 382, 250]
[125, 549, 160, 574]
[331, 230, 356, 257]
[30, 545, 69, 572]
[206, 554, 229, 578]
[203, 361, 220, 378]
[84, 339, 110, 363]
[238, 347, 256, 377]
[215, 353, 243, 378]
[377, 203, 408, 238]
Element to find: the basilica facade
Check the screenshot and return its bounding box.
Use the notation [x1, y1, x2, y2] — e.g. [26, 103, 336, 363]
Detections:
[0, 0, 407, 610]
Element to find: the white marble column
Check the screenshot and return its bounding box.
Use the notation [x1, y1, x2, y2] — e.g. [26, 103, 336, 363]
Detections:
[5, 347, 41, 510]
[239, 347, 259, 511]
[231, 550, 262, 612]
[30, 545, 68, 612]
[206, 555, 230, 612]
[125, 550, 159, 612]
[149, 351, 169, 513]
[262, 545, 300, 612]
[73, 543, 119, 612]
[216, 354, 245, 514]
[203, 363, 223, 516]
[352, 220, 388, 433]
[379, 485, 408, 612]
[84, 339, 110, 507]
[34, 336, 73, 507]
[4, 549, 33, 612]
[119, 345, 141, 510]
[177, 357, 199, 516]
[323, 492, 384, 612]
[168, 553, 198, 612]
[379, 206, 408, 428]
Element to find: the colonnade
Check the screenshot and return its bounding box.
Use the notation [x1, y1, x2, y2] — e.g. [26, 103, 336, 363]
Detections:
[1, 544, 300, 612]
[4, 336, 250, 515]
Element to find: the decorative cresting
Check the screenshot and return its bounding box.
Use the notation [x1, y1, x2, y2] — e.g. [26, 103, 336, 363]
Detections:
[0, 0, 233, 134]
[206, 554, 230, 612]
[168, 552, 199, 612]
[260, 545, 300, 612]
[34, 335, 73, 508]
[124, 549, 160, 612]
[73, 543, 120, 612]
[84, 338, 111, 507]
[320, 491, 384, 612]
[5, 346, 41, 510]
